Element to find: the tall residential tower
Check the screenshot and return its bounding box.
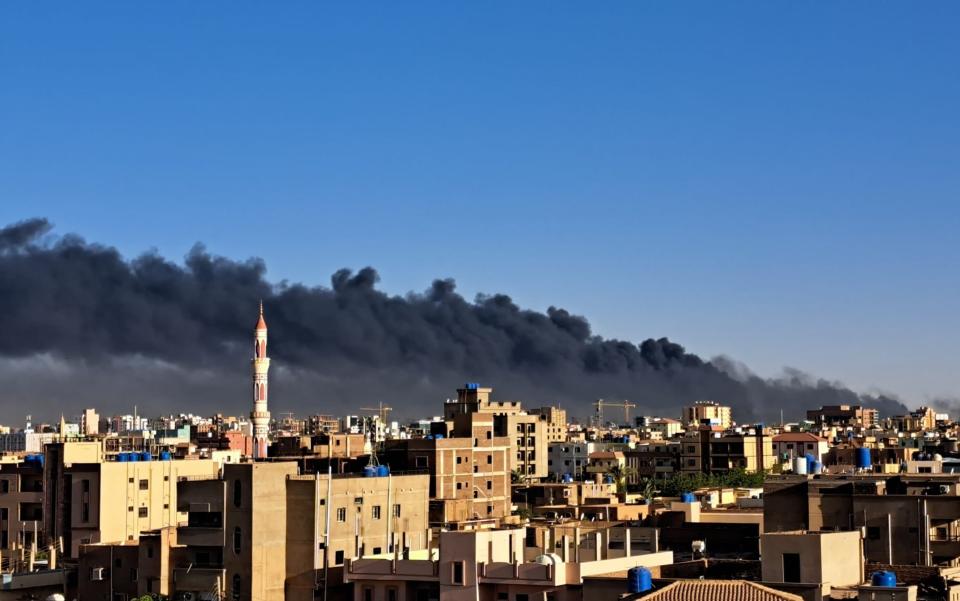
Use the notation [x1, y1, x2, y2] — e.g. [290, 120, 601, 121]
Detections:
[251, 302, 271, 458]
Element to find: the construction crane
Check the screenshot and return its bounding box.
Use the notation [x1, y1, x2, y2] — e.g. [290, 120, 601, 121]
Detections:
[593, 399, 637, 426]
[360, 401, 394, 425]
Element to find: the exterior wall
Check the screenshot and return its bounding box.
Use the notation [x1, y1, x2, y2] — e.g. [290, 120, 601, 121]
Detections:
[761, 531, 863, 586]
[681, 430, 774, 475]
[67, 458, 219, 557]
[682, 402, 732, 429]
[0, 461, 45, 552]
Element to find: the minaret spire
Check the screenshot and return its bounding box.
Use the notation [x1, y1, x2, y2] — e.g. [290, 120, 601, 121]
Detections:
[250, 303, 271, 459]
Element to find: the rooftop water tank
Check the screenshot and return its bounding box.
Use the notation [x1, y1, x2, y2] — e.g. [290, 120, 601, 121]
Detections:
[534, 553, 562, 566]
[627, 566, 653, 593]
[376, 465, 389, 477]
[363, 466, 378, 478]
[127, 452, 139, 462]
[793, 457, 808, 475]
[871, 570, 896, 587]
[140, 452, 152, 462]
[680, 492, 696, 503]
[856, 448, 872, 470]
[159, 451, 172, 461]
[434, 434, 444, 439]
[805, 453, 816, 473]
[117, 453, 128, 462]
[562, 473, 574, 483]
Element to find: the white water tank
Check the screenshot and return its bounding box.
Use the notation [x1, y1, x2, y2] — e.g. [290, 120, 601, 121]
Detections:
[793, 456, 808, 475]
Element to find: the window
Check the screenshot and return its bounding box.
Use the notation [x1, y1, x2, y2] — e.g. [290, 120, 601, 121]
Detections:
[372, 505, 381, 519]
[867, 527, 880, 540]
[128, 477, 134, 484]
[456, 482, 462, 490]
[335, 550, 345, 564]
[138, 507, 148, 518]
[456, 456, 462, 464]
[486, 480, 492, 490]
[516, 595, 529, 601]
[393, 504, 401, 518]
[233, 480, 242, 508]
[128, 506, 134, 512]
[387, 587, 398, 601]
[487, 504, 493, 514]
[130, 568, 138, 581]
[337, 508, 346, 522]
[373, 546, 382, 554]
[687, 459, 696, 466]
[452, 560, 465, 585]
[233, 527, 242, 554]
[139, 479, 149, 490]
[486, 431, 492, 440]
[363, 587, 374, 601]
[1, 480, 8, 494]
[232, 574, 242, 598]
[146, 546, 153, 559]
[114, 557, 122, 568]
[782, 553, 801, 583]
[415, 456, 428, 468]
[497, 593, 508, 600]
[354, 497, 363, 505]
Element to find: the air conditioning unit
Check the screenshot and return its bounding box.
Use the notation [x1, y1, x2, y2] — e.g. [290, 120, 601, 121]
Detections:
[90, 567, 104, 581]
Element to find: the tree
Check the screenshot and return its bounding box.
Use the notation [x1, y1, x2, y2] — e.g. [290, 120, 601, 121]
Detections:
[606, 463, 636, 500]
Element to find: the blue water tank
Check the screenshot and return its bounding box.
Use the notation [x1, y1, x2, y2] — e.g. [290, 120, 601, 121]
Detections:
[363, 466, 378, 477]
[871, 571, 896, 587]
[159, 451, 172, 461]
[622, 436, 630, 443]
[377, 465, 389, 477]
[627, 567, 653, 593]
[465, 382, 480, 390]
[140, 452, 152, 462]
[562, 473, 574, 483]
[811, 460, 822, 474]
[434, 434, 444, 440]
[127, 452, 139, 462]
[856, 448, 872, 469]
[117, 453, 128, 462]
[805, 453, 816, 473]
[680, 492, 696, 503]
[425, 435, 433, 440]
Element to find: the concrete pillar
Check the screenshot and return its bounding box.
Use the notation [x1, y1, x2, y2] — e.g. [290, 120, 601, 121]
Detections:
[595, 532, 603, 560]
[625, 528, 632, 558]
[574, 527, 581, 562]
[561, 535, 570, 562]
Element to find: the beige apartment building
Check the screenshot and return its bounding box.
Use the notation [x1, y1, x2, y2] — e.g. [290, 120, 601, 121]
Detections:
[680, 427, 774, 474]
[443, 384, 552, 479]
[384, 418, 511, 524]
[42, 441, 221, 557]
[681, 401, 732, 429]
[175, 461, 431, 601]
[530, 406, 568, 443]
[0, 457, 45, 554]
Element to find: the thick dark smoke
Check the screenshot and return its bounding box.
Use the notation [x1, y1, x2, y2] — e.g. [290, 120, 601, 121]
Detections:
[0, 218, 909, 423]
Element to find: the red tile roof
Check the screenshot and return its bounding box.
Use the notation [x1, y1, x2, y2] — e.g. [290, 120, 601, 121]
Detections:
[641, 580, 802, 601]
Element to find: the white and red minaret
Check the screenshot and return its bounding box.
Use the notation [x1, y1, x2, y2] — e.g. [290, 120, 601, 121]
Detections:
[251, 301, 271, 459]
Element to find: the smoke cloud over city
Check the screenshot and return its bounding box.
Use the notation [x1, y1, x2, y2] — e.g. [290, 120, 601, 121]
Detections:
[0, 218, 909, 423]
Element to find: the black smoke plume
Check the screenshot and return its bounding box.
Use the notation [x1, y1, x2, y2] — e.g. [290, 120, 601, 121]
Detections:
[0, 218, 908, 423]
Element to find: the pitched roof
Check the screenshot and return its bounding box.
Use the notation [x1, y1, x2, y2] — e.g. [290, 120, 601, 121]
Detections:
[640, 580, 803, 601]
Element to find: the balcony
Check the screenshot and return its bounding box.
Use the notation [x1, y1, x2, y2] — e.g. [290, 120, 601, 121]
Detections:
[173, 566, 226, 593]
[177, 525, 225, 547]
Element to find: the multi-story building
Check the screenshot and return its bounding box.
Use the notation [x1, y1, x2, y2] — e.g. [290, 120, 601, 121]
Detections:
[384, 431, 511, 524]
[547, 441, 601, 480]
[806, 404, 878, 429]
[529, 406, 568, 443]
[175, 461, 431, 601]
[764, 473, 960, 566]
[42, 441, 221, 557]
[0, 456, 46, 553]
[443, 384, 549, 479]
[772, 432, 829, 464]
[681, 401, 732, 429]
[680, 427, 774, 474]
[626, 441, 681, 482]
[81, 408, 100, 437]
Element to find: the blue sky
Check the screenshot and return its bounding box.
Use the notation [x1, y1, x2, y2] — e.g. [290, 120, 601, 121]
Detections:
[1, 2, 958, 403]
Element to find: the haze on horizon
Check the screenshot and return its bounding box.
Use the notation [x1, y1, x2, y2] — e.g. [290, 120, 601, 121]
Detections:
[1, 3, 958, 420]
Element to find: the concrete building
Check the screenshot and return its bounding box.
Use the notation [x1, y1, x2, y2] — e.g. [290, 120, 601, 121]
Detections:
[344, 526, 674, 601]
[529, 406, 568, 443]
[626, 442, 681, 481]
[0, 432, 56, 453]
[42, 441, 221, 557]
[81, 408, 100, 437]
[682, 401, 732, 429]
[806, 405, 878, 429]
[175, 461, 431, 601]
[0, 457, 45, 553]
[760, 530, 863, 600]
[681, 427, 774, 474]
[547, 442, 624, 480]
[764, 473, 960, 566]
[443, 384, 549, 479]
[78, 527, 178, 600]
[773, 433, 829, 464]
[384, 430, 511, 524]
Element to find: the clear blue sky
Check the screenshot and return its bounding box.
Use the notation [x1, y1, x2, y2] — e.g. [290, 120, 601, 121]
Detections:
[1, 3, 958, 403]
